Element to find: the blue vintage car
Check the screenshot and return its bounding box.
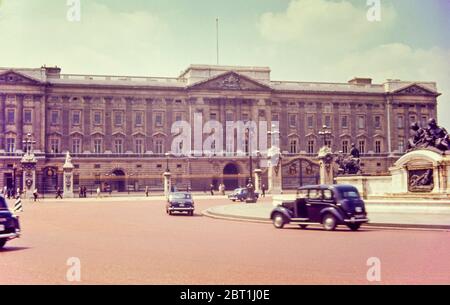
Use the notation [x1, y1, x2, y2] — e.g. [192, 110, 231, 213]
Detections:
[271, 185, 369, 231]
[0, 195, 21, 249]
[228, 188, 260, 202]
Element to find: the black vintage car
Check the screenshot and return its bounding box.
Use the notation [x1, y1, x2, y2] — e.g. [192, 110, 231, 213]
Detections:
[270, 185, 369, 231]
[0, 195, 21, 249]
[228, 188, 260, 202]
[166, 192, 195, 216]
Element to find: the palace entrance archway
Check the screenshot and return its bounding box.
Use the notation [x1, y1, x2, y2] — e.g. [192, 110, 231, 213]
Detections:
[223, 163, 240, 191]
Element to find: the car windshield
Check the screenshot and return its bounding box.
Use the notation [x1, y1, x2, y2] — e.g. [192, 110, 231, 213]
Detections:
[340, 190, 360, 199]
[0, 197, 8, 210]
[170, 193, 191, 200]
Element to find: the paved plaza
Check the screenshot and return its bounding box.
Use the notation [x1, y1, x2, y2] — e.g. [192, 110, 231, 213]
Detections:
[1, 195, 449, 284]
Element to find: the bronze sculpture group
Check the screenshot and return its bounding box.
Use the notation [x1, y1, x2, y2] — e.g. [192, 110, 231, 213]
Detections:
[407, 118, 449, 152]
[335, 144, 362, 175]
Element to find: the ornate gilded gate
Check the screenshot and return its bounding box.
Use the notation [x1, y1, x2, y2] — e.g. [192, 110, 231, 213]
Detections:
[281, 156, 320, 189]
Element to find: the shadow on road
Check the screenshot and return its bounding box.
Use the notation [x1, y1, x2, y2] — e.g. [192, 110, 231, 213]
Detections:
[0, 246, 31, 253]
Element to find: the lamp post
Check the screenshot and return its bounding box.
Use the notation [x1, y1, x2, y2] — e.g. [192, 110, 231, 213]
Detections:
[12, 162, 17, 196]
[165, 152, 170, 173]
[267, 124, 282, 194]
[245, 127, 257, 203]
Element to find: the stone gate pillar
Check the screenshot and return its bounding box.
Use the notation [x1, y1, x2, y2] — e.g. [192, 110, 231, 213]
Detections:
[254, 168, 262, 193]
[318, 146, 334, 185]
[63, 152, 74, 198]
[267, 146, 282, 194]
[163, 171, 172, 197]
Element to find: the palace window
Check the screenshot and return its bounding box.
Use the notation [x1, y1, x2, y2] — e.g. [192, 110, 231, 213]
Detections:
[289, 139, 298, 154]
[341, 116, 348, 129]
[242, 113, 249, 122]
[175, 113, 182, 122]
[93, 139, 103, 154]
[324, 115, 331, 128]
[6, 138, 15, 153]
[7, 109, 15, 125]
[114, 139, 123, 154]
[357, 115, 365, 129]
[154, 139, 164, 154]
[358, 140, 366, 154]
[135, 139, 144, 154]
[409, 115, 416, 123]
[24, 110, 32, 124]
[93, 111, 102, 125]
[210, 113, 217, 120]
[307, 116, 314, 129]
[375, 140, 382, 154]
[271, 113, 279, 123]
[72, 111, 81, 126]
[420, 116, 427, 128]
[72, 138, 82, 154]
[50, 138, 60, 153]
[226, 112, 234, 122]
[114, 112, 123, 126]
[397, 115, 404, 128]
[155, 113, 164, 127]
[325, 139, 332, 148]
[135, 112, 143, 126]
[342, 140, 349, 154]
[307, 140, 315, 154]
[51, 111, 60, 125]
[398, 137, 405, 153]
[374, 116, 381, 129]
[289, 114, 297, 128]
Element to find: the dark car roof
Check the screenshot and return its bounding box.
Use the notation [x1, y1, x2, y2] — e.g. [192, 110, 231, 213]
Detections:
[298, 184, 358, 192]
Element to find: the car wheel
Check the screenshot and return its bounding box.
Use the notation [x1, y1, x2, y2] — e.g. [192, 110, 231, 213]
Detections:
[272, 213, 286, 229]
[190, 211, 194, 216]
[239, 198, 244, 202]
[322, 214, 337, 231]
[0, 239, 6, 249]
[348, 223, 361, 231]
[168, 211, 173, 215]
[299, 224, 308, 229]
[231, 199, 236, 202]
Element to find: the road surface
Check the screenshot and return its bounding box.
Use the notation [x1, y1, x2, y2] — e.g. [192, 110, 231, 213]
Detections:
[1, 196, 449, 284]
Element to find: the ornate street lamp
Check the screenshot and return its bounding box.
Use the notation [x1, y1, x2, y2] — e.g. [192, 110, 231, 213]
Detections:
[318, 125, 332, 147]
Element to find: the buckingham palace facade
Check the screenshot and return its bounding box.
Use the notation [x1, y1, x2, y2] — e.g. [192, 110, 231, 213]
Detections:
[0, 64, 440, 193]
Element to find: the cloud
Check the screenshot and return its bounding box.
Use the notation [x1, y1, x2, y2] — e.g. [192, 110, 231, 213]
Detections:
[322, 43, 450, 126]
[258, 0, 396, 49]
[0, 0, 168, 75]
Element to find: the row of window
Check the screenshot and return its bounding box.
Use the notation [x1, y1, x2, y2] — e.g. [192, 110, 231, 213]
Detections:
[5, 109, 33, 124]
[3, 137, 407, 155]
[285, 114, 384, 130]
[288, 139, 384, 154]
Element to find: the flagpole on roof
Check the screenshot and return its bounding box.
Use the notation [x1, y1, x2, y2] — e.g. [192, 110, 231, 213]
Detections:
[216, 17, 219, 65]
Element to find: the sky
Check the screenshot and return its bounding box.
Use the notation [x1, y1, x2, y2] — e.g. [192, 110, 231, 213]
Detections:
[0, 0, 449, 126]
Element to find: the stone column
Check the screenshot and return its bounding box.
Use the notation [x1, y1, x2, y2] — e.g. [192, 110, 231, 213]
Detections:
[318, 146, 334, 185]
[63, 152, 74, 198]
[163, 171, 172, 197]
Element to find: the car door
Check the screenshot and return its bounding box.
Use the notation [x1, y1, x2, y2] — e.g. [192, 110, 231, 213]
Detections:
[306, 189, 325, 222]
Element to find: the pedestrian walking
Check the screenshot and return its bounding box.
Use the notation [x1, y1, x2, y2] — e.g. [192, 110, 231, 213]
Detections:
[261, 184, 266, 197]
[145, 186, 149, 197]
[96, 186, 101, 198]
[210, 183, 214, 196]
[33, 188, 39, 202]
[13, 194, 23, 213]
[55, 187, 63, 199]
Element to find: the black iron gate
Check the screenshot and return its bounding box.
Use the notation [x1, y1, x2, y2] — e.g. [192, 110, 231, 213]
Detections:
[282, 157, 320, 189]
